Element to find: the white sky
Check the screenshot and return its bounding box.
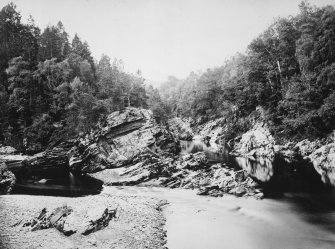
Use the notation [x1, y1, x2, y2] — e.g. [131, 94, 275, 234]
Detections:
[4, 0, 335, 83]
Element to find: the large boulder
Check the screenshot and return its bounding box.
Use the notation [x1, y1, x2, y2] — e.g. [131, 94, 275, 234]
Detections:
[69, 108, 180, 173]
[232, 123, 275, 158]
[167, 117, 194, 140]
[309, 143, 335, 186]
[0, 162, 16, 194]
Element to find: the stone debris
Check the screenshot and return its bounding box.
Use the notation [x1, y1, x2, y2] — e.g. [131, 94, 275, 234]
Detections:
[23, 205, 117, 236]
[309, 143, 335, 186]
[91, 151, 263, 199]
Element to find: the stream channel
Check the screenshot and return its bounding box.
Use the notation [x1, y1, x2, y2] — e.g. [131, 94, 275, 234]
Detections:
[11, 139, 335, 248]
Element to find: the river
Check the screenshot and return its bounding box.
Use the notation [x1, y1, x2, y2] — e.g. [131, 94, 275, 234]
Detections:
[10, 139, 335, 248]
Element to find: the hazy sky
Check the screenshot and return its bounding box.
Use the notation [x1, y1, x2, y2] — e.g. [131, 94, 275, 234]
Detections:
[4, 0, 335, 82]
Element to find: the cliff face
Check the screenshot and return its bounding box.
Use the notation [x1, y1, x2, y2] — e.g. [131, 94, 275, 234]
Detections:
[69, 108, 180, 173]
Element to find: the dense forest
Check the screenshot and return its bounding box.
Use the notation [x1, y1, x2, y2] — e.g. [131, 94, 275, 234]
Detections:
[0, 3, 151, 152]
[1, 1, 335, 152]
[159, 1, 335, 142]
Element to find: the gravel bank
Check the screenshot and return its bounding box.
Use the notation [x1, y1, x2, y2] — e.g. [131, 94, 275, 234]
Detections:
[0, 189, 166, 249]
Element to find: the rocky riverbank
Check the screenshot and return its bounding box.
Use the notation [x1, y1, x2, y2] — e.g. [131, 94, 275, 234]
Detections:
[0, 190, 166, 249]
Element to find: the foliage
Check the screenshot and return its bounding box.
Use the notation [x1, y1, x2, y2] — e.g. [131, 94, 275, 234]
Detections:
[0, 2, 148, 151]
[158, 1, 335, 141]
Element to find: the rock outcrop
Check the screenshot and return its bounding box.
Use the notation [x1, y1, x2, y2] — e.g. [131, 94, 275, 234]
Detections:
[0, 154, 29, 172]
[167, 117, 194, 140]
[0, 145, 17, 155]
[90, 151, 262, 199]
[309, 143, 335, 186]
[22, 141, 73, 176]
[232, 123, 275, 158]
[69, 108, 179, 173]
[0, 162, 16, 194]
[294, 139, 323, 157]
[195, 117, 226, 144]
[23, 205, 117, 236]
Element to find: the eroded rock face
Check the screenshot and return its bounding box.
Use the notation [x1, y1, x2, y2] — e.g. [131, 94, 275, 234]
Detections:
[69, 108, 179, 173]
[22, 141, 73, 176]
[195, 117, 225, 144]
[168, 117, 194, 140]
[232, 123, 275, 158]
[309, 143, 335, 186]
[0, 162, 16, 194]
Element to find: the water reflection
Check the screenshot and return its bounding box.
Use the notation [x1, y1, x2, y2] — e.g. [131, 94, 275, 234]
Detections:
[12, 173, 103, 197]
[234, 156, 273, 182]
[180, 139, 233, 165]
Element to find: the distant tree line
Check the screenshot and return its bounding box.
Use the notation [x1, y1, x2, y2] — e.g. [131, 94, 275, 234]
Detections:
[0, 3, 150, 151]
[159, 1, 335, 141]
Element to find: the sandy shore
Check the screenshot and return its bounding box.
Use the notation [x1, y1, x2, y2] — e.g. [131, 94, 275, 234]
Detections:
[0, 189, 166, 249]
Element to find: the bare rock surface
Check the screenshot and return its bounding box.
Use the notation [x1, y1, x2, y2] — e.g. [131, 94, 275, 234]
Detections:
[0, 162, 16, 194]
[167, 117, 194, 140]
[309, 143, 335, 185]
[195, 117, 226, 143]
[23, 141, 73, 175]
[294, 139, 323, 157]
[0, 155, 29, 172]
[0, 192, 166, 249]
[23, 205, 117, 236]
[0, 145, 17, 155]
[69, 107, 179, 173]
[232, 123, 275, 158]
[90, 151, 262, 199]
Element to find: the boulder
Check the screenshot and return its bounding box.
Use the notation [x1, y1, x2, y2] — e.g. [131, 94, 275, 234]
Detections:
[0, 145, 17, 154]
[0, 162, 16, 194]
[69, 108, 179, 173]
[24, 205, 117, 236]
[232, 123, 275, 158]
[309, 143, 335, 186]
[168, 117, 194, 140]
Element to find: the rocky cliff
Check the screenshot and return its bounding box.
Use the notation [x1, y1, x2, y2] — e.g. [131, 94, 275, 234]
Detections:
[69, 108, 180, 173]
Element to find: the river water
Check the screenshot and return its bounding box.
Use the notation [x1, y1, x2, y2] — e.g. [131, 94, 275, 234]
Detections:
[172, 139, 335, 249]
